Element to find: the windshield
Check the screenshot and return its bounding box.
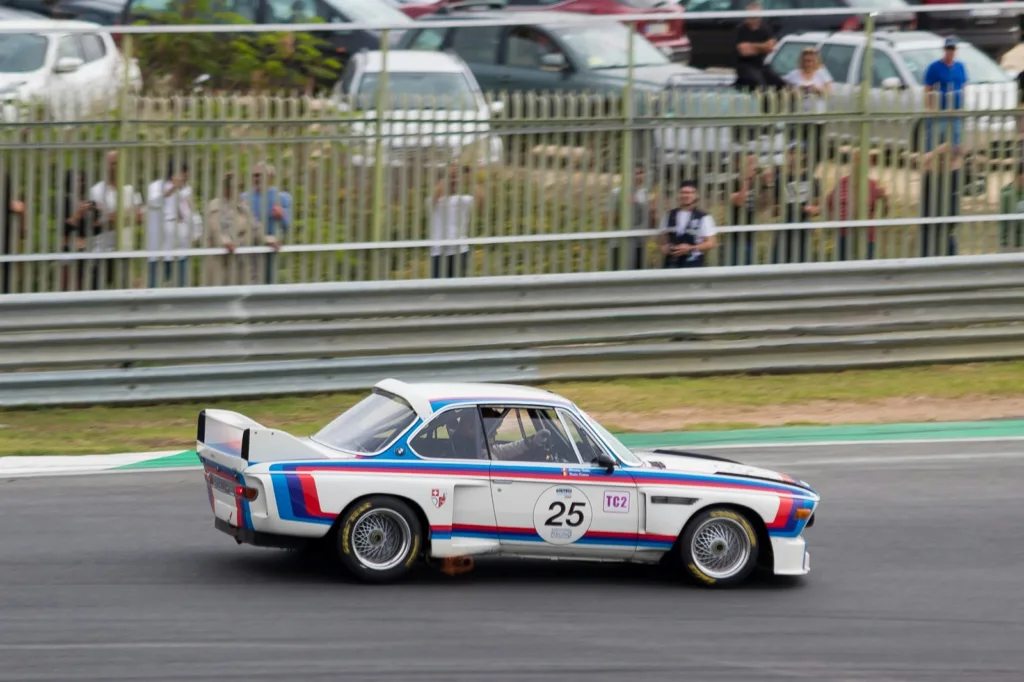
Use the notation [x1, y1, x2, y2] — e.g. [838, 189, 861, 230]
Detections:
[900, 44, 1010, 85]
[0, 34, 48, 74]
[311, 390, 418, 454]
[552, 22, 669, 70]
[576, 408, 644, 466]
[356, 72, 478, 108]
[326, 0, 412, 23]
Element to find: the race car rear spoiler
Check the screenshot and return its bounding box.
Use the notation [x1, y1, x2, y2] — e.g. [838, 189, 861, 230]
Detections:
[197, 409, 330, 464]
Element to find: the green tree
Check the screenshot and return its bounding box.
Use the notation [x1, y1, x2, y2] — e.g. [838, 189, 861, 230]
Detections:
[131, 0, 341, 94]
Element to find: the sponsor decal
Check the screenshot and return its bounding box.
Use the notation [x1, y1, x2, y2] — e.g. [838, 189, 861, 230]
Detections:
[431, 488, 448, 509]
[603, 491, 630, 514]
[555, 487, 572, 499]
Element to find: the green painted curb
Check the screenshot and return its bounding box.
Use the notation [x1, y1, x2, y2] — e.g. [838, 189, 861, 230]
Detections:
[115, 419, 1024, 471]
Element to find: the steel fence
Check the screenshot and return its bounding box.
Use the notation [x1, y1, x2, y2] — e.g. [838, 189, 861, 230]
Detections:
[1, 253, 1023, 406]
[2, 7, 1024, 294]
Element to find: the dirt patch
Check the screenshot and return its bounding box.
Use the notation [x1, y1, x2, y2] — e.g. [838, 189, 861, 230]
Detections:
[590, 396, 1024, 432]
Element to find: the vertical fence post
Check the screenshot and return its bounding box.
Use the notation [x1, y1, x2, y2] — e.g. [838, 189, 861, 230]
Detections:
[857, 12, 875, 240]
[372, 28, 390, 280]
[118, 33, 134, 287]
[618, 21, 636, 269]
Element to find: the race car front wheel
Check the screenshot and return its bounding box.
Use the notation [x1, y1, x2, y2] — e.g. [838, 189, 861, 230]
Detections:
[678, 506, 759, 588]
[334, 495, 423, 583]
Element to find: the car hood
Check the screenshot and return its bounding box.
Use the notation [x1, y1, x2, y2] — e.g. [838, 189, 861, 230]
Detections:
[633, 448, 817, 496]
[594, 63, 735, 91]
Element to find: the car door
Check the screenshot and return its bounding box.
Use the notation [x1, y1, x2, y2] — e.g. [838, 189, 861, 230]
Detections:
[486, 404, 639, 559]
[496, 26, 574, 95]
[445, 25, 506, 94]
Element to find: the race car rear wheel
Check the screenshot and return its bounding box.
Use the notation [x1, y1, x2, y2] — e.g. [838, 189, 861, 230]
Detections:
[678, 507, 759, 587]
[334, 496, 423, 583]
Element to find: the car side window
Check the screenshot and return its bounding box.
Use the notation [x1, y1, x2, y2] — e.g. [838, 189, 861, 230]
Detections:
[769, 40, 813, 76]
[480, 406, 581, 463]
[819, 43, 855, 83]
[557, 409, 608, 464]
[80, 34, 107, 63]
[505, 27, 564, 70]
[407, 27, 447, 51]
[409, 407, 488, 460]
[450, 26, 502, 65]
[57, 36, 84, 61]
[857, 48, 901, 88]
[683, 0, 733, 11]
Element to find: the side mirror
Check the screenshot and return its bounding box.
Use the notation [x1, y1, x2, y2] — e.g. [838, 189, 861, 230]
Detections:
[54, 57, 84, 74]
[880, 76, 903, 90]
[540, 52, 567, 71]
[593, 451, 617, 474]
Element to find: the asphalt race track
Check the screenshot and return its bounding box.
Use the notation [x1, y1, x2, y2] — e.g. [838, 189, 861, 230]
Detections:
[1, 441, 1023, 681]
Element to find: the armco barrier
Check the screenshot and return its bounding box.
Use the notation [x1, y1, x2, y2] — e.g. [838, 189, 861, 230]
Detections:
[1, 254, 1024, 406]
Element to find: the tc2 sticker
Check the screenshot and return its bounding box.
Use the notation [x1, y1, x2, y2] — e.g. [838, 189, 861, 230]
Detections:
[532, 485, 593, 545]
[603, 490, 630, 513]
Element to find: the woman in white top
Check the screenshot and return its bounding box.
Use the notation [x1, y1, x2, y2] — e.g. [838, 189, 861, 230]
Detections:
[784, 47, 833, 166]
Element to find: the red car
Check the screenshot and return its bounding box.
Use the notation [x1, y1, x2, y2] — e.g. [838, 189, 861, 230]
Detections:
[394, 0, 691, 63]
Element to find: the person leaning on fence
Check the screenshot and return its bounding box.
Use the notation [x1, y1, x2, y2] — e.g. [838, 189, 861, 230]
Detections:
[734, 2, 787, 93]
[656, 180, 718, 268]
[243, 162, 290, 284]
[824, 150, 888, 260]
[998, 162, 1024, 251]
[607, 163, 655, 270]
[146, 159, 197, 287]
[772, 141, 820, 264]
[728, 154, 774, 266]
[60, 170, 101, 292]
[87, 150, 143, 290]
[430, 164, 483, 279]
[1, 169, 26, 295]
[918, 143, 962, 258]
[202, 171, 281, 286]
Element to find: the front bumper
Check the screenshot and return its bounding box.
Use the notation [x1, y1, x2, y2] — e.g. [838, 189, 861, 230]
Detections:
[215, 517, 309, 550]
[771, 535, 811, 576]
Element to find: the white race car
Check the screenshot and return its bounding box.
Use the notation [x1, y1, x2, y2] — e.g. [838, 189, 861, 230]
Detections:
[198, 379, 820, 587]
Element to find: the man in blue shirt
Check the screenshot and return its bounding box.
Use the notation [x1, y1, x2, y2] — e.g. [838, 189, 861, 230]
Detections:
[923, 36, 968, 155]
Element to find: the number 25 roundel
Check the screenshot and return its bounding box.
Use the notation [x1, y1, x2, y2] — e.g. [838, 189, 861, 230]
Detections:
[531, 485, 593, 545]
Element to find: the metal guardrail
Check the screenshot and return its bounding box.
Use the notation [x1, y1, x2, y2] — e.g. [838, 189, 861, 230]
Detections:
[1, 253, 1023, 406]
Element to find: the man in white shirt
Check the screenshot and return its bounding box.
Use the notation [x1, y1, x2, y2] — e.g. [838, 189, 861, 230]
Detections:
[656, 180, 718, 268]
[88, 150, 142, 289]
[146, 160, 194, 287]
[429, 164, 483, 278]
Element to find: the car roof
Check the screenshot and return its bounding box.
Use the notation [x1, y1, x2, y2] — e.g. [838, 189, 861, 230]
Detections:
[0, 16, 101, 29]
[359, 50, 465, 73]
[782, 29, 949, 49]
[375, 378, 572, 417]
[419, 9, 580, 24]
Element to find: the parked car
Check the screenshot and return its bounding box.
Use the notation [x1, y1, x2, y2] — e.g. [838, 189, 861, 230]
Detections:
[386, 0, 446, 18]
[120, 0, 413, 65]
[679, 0, 917, 70]
[0, 0, 125, 24]
[767, 30, 1019, 193]
[329, 49, 504, 168]
[399, 9, 785, 186]
[903, 0, 1019, 62]
[0, 18, 142, 122]
[502, 0, 691, 64]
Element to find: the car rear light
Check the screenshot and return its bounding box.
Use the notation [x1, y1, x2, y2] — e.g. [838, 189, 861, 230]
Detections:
[840, 16, 861, 31]
[235, 485, 259, 501]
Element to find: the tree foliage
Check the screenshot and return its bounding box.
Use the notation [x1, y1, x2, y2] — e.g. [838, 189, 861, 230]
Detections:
[131, 0, 341, 94]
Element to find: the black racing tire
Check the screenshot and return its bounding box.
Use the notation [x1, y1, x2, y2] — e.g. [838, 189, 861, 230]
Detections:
[678, 506, 760, 588]
[334, 495, 423, 584]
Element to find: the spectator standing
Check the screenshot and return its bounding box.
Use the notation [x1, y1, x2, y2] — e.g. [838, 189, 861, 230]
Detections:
[430, 164, 482, 278]
[60, 170, 101, 292]
[824, 150, 888, 260]
[656, 180, 718, 268]
[607, 163, 655, 270]
[203, 172, 279, 286]
[243, 162, 289, 284]
[919, 146, 962, 257]
[734, 2, 787, 92]
[923, 36, 968, 156]
[146, 160, 195, 287]
[728, 154, 773, 265]
[783, 47, 832, 166]
[998, 162, 1024, 251]
[88, 150, 142, 289]
[2, 169, 26, 294]
[772, 141, 820, 263]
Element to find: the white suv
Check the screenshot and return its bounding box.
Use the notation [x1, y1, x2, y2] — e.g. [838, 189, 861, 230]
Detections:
[0, 18, 143, 122]
[766, 30, 1018, 162]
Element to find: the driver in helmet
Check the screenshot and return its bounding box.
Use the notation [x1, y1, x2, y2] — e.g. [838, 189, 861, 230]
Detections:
[448, 407, 550, 461]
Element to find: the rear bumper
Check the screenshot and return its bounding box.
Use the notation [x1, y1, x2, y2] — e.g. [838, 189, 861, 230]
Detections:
[215, 517, 310, 550]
